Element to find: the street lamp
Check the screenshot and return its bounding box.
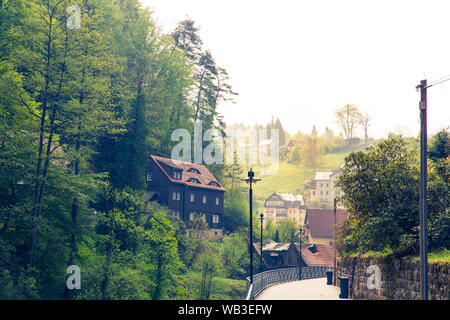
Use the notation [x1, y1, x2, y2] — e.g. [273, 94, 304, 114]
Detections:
[333, 198, 338, 286]
[259, 213, 264, 273]
[242, 168, 261, 285]
[298, 226, 305, 280]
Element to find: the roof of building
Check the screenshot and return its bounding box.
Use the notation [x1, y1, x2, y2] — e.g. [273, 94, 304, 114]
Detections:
[265, 192, 305, 207]
[253, 242, 335, 267]
[314, 172, 333, 180]
[294, 243, 335, 266]
[277, 193, 304, 202]
[262, 242, 291, 252]
[150, 155, 225, 191]
[305, 209, 348, 238]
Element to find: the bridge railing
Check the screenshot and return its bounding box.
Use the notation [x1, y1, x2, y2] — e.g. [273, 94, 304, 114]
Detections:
[245, 265, 331, 300]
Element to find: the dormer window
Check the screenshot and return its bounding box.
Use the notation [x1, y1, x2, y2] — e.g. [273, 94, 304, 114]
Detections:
[173, 170, 181, 180]
[208, 181, 220, 187]
[187, 168, 201, 175]
[187, 178, 200, 184]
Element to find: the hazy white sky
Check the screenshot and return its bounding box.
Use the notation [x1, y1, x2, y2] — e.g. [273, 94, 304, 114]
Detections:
[140, 0, 450, 138]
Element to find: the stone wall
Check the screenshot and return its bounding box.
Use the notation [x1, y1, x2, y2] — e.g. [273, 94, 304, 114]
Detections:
[335, 255, 449, 300]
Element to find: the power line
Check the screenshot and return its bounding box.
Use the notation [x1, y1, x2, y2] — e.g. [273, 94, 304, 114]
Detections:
[425, 74, 450, 88]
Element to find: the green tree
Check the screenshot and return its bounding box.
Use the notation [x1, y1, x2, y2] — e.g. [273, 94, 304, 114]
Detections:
[221, 233, 248, 279]
[301, 135, 323, 170]
[223, 189, 248, 233]
[277, 219, 298, 243]
[288, 144, 302, 165]
[193, 252, 222, 300]
[428, 128, 449, 162]
[336, 137, 419, 252]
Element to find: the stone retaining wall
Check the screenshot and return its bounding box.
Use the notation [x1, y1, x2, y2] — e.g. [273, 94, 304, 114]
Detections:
[336, 255, 449, 300]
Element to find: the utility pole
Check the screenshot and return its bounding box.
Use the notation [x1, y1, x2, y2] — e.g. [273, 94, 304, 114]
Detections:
[417, 79, 429, 300]
[260, 213, 264, 273]
[333, 198, 337, 286]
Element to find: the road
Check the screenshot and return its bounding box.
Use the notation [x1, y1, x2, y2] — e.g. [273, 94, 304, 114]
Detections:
[255, 278, 345, 300]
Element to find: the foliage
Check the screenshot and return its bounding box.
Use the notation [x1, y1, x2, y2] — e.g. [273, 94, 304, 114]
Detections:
[277, 219, 298, 243]
[336, 136, 449, 255]
[223, 189, 248, 233]
[0, 0, 237, 300]
[428, 128, 449, 162]
[220, 232, 248, 279]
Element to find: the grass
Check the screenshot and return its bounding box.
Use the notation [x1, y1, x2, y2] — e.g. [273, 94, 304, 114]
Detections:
[342, 248, 450, 262]
[251, 151, 349, 210]
[428, 248, 450, 262]
[172, 271, 246, 300]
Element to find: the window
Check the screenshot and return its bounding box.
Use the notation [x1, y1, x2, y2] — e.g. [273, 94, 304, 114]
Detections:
[202, 195, 206, 204]
[188, 168, 201, 174]
[320, 191, 323, 195]
[172, 192, 176, 200]
[189, 212, 195, 221]
[146, 173, 152, 182]
[173, 171, 181, 179]
[188, 178, 200, 184]
[212, 215, 220, 224]
[190, 193, 195, 202]
[176, 192, 180, 200]
[312, 191, 316, 196]
[209, 181, 220, 187]
[216, 197, 219, 205]
[170, 210, 180, 218]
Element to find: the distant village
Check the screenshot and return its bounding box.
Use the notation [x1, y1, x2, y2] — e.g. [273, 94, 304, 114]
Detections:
[145, 153, 348, 271]
[256, 168, 348, 270]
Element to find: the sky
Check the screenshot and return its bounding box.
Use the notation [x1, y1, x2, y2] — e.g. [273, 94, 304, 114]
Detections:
[140, 0, 450, 138]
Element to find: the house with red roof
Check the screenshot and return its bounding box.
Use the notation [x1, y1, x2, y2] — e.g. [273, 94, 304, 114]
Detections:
[304, 209, 348, 246]
[253, 241, 336, 269]
[146, 155, 226, 240]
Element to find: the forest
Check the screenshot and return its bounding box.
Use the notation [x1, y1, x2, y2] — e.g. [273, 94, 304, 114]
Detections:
[0, 0, 251, 299]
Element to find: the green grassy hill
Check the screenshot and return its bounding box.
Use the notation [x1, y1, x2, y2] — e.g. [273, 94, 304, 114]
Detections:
[251, 152, 349, 210]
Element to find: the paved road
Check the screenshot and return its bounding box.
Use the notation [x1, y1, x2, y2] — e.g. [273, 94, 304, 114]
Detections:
[255, 278, 344, 300]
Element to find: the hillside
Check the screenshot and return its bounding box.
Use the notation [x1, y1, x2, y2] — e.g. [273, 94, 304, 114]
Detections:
[251, 152, 349, 210]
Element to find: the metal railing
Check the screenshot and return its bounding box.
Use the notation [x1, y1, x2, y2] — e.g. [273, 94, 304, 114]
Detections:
[245, 265, 331, 300]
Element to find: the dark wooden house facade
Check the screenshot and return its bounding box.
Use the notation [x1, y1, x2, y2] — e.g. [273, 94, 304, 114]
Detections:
[146, 155, 225, 240]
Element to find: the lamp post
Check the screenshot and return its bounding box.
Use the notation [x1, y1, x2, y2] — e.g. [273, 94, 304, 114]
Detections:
[299, 226, 304, 280]
[259, 213, 264, 273]
[242, 168, 261, 285]
[333, 198, 338, 286]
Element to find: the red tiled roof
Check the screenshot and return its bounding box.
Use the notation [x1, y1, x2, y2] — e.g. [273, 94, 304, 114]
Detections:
[305, 209, 348, 238]
[294, 244, 335, 266]
[150, 155, 225, 191]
